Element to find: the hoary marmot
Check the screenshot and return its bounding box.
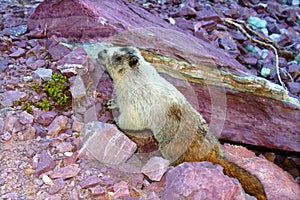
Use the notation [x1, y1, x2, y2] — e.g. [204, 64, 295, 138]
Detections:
[98, 45, 266, 200]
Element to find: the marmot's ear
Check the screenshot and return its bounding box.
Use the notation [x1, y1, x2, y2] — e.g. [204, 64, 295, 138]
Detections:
[128, 55, 139, 68]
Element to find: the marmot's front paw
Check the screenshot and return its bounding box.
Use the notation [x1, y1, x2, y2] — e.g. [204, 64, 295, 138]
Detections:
[105, 99, 118, 110]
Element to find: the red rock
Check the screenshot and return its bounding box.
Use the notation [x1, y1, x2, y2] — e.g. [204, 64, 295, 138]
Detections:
[79, 122, 137, 165]
[112, 181, 130, 199]
[196, 6, 221, 22]
[48, 44, 71, 61]
[57, 46, 88, 76]
[162, 162, 247, 199]
[28, 59, 46, 70]
[56, 142, 74, 153]
[223, 144, 300, 200]
[48, 178, 65, 195]
[27, 0, 173, 41]
[243, 57, 258, 65]
[3, 113, 18, 132]
[0, 90, 27, 107]
[170, 5, 197, 18]
[47, 115, 68, 137]
[79, 176, 101, 189]
[19, 111, 34, 125]
[51, 164, 81, 180]
[141, 157, 169, 181]
[35, 150, 56, 176]
[90, 185, 107, 196]
[36, 111, 57, 126]
[287, 82, 300, 95]
[9, 47, 25, 58]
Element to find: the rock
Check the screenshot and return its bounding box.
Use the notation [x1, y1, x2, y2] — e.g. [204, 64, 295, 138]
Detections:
[48, 43, 72, 61]
[162, 162, 246, 199]
[2, 25, 28, 36]
[70, 76, 86, 99]
[3, 113, 18, 133]
[33, 123, 47, 137]
[48, 178, 65, 194]
[79, 121, 137, 166]
[90, 185, 107, 196]
[112, 181, 130, 199]
[28, 59, 46, 70]
[57, 46, 88, 76]
[56, 142, 74, 153]
[34, 68, 53, 81]
[287, 82, 300, 95]
[247, 16, 267, 29]
[243, 57, 258, 65]
[83, 105, 98, 123]
[1, 131, 12, 141]
[27, 0, 174, 40]
[79, 176, 101, 189]
[19, 111, 34, 125]
[51, 164, 81, 180]
[42, 174, 54, 186]
[141, 157, 169, 181]
[0, 118, 3, 133]
[21, 124, 36, 140]
[9, 47, 25, 58]
[260, 67, 271, 78]
[170, 5, 197, 18]
[72, 120, 84, 132]
[0, 91, 27, 107]
[35, 150, 56, 176]
[223, 144, 300, 200]
[47, 115, 68, 137]
[36, 111, 57, 126]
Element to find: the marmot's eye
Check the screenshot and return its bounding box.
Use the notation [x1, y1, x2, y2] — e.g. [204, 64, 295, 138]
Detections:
[115, 56, 122, 61]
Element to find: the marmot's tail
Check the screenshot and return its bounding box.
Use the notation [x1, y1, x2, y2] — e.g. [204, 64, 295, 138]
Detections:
[210, 150, 267, 200]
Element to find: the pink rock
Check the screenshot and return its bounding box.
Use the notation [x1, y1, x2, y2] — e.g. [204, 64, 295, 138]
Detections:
[79, 122, 137, 166]
[57, 46, 88, 75]
[48, 178, 65, 195]
[79, 176, 101, 189]
[47, 115, 68, 137]
[29, 59, 46, 70]
[19, 111, 34, 125]
[162, 162, 246, 200]
[48, 44, 71, 61]
[56, 142, 74, 153]
[4, 113, 18, 132]
[51, 164, 81, 180]
[287, 82, 300, 95]
[141, 157, 169, 181]
[0, 90, 27, 107]
[1, 131, 12, 141]
[112, 181, 130, 199]
[36, 111, 57, 126]
[35, 150, 56, 176]
[223, 144, 300, 200]
[27, 0, 173, 40]
[72, 120, 84, 132]
[90, 185, 107, 196]
[9, 47, 25, 58]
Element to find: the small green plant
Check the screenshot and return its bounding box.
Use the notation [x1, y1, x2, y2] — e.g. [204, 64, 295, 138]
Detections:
[15, 73, 70, 112]
[21, 102, 33, 113]
[34, 99, 53, 111]
[44, 73, 69, 105]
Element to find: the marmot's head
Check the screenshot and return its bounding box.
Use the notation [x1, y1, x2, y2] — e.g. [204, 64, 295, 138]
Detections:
[98, 46, 143, 82]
